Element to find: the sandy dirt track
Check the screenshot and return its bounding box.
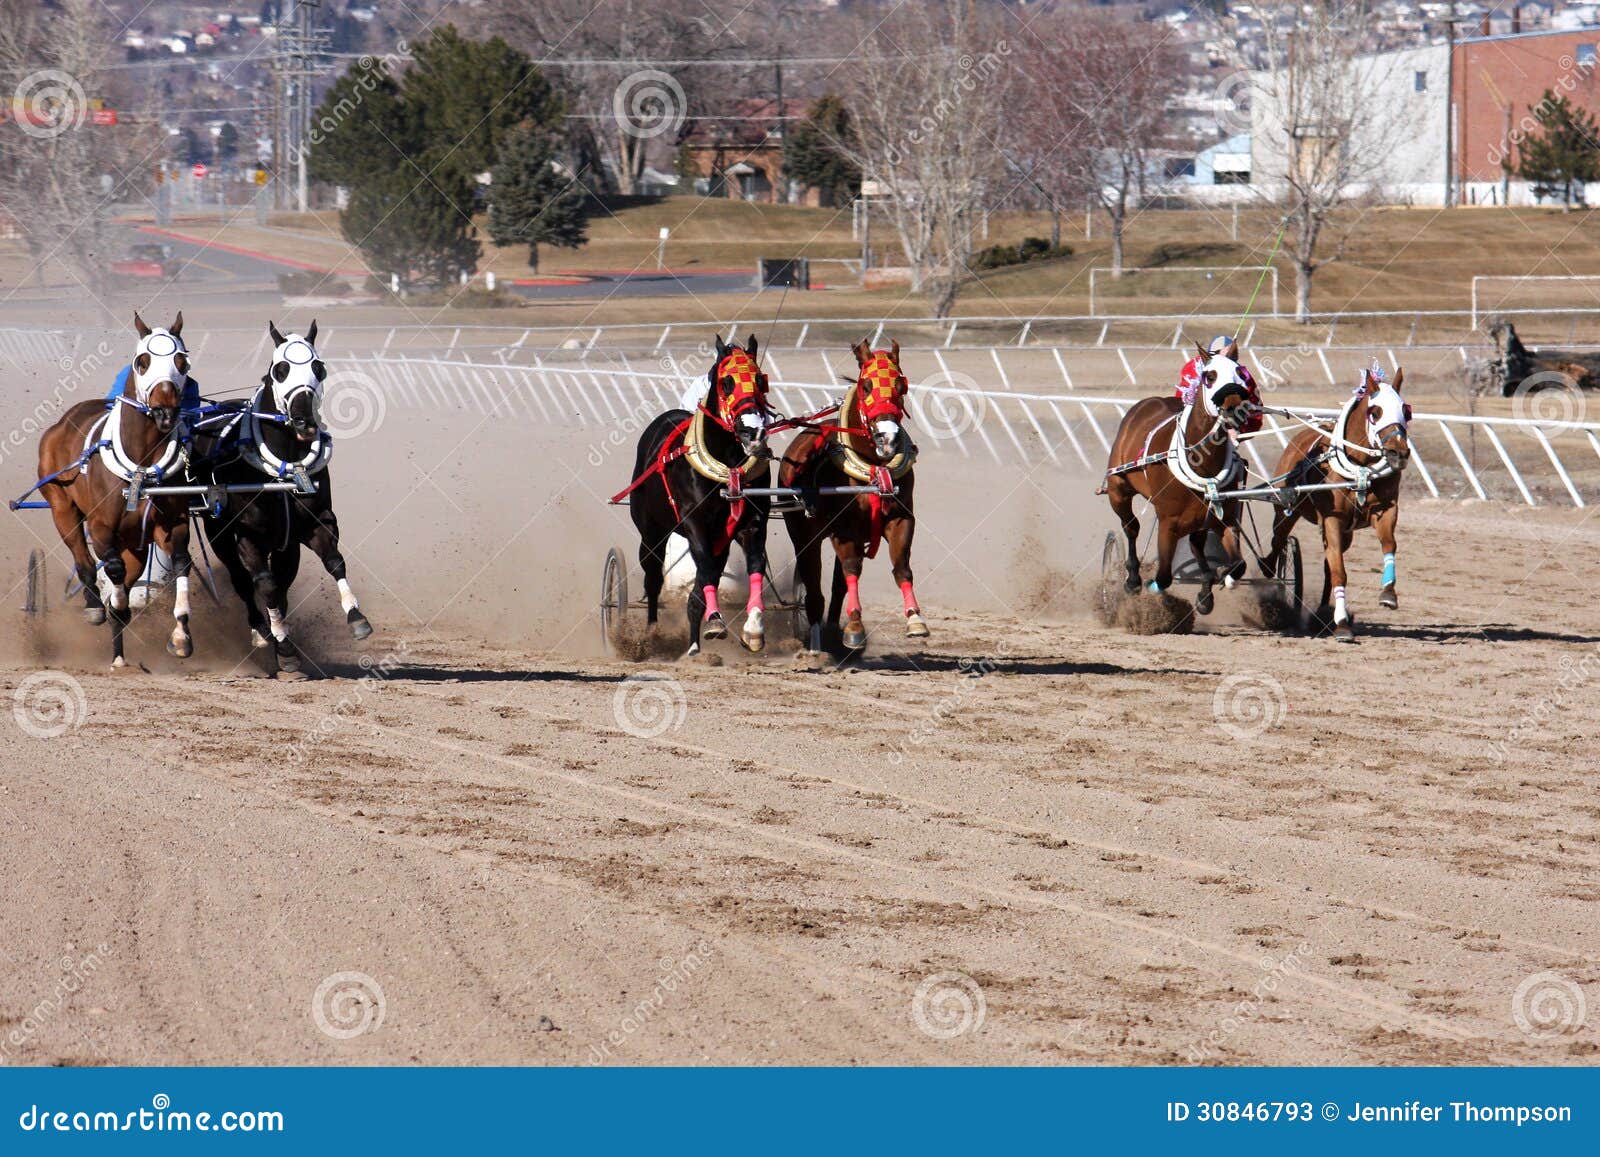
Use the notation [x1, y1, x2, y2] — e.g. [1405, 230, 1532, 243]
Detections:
[2, 347, 1599, 1067]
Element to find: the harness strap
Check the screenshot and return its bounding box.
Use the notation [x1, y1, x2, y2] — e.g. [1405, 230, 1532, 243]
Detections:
[863, 466, 896, 560]
[609, 417, 693, 522]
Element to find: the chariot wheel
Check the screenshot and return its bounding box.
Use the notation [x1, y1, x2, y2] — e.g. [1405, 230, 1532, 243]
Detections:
[1096, 531, 1128, 624]
[23, 549, 44, 616]
[1275, 534, 1304, 622]
[599, 547, 628, 656]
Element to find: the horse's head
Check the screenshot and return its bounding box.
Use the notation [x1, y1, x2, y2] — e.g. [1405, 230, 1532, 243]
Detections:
[1192, 341, 1252, 431]
[851, 337, 910, 459]
[264, 319, 326, 442]
[1358, 364, 1410, 470]
[707, 334, 769, 456]
[131, 311, 189, 434]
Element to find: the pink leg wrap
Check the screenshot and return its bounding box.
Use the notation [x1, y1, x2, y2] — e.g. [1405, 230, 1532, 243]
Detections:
[844, 574, 862, 617]
[746, 572, 764, 613]
[702, 585, 720, 619]
[900, 580, 920, 615]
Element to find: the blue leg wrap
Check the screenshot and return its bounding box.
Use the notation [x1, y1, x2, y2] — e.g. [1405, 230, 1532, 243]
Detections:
[1382, 553, 1396, 586]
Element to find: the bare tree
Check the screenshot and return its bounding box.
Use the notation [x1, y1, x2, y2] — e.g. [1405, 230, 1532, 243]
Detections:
[1015, 12, 1182, 275]
[491, 0, 749, 196]
[836, 0, 1014, 317]
[1246, 0, 1416, 321]
[0, 0, 160, 300]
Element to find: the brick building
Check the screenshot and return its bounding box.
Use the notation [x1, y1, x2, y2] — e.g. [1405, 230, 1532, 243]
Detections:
[680, 99, 822, 205]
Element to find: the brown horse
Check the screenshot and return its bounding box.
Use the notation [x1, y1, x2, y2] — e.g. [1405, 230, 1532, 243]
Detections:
[1103, 344, 1254, 614]
[35, 313, 195, 667]
[780, 339, 925, 651]
[1262, 366, 1410, 641]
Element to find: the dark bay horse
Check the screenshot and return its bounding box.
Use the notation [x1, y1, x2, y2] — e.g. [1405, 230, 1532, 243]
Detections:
[780, 339, 925, 651]
[34, 313, 195, 667]
[1262, 367, 1410, 641]
[191, 321, 372, 673]
[626, 335, 773, 656]
[1103, 344, 1255, 615]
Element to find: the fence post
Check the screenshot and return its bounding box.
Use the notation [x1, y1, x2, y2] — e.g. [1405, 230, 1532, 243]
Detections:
[1052, 347, 1075, 390]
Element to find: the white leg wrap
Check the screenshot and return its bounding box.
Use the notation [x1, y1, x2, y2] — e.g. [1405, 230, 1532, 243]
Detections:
[97, 572, 118, 608]
[173, 576, 191, 620]
[337, 578, 359, 614]
[109, 584, 127, 612]
[1333, 586, 1348, 625]
[268, 608, 289, 642]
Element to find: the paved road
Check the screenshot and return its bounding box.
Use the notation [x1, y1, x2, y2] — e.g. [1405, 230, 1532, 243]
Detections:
[132, 225, 755, 300]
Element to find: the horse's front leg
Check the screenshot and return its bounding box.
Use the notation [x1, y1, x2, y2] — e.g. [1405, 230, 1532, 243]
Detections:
[736, 508, 769, 653]
[684, 531, 729, 656]
[152, 517, 194, 659]
[832, 536, 867, 650]
[1219, 501, 1246, 585]
[783, 512, 825, 653]
[302, 504, 371, 640]
[87, 521, 133, 668]
[1374, 504, 1400, 609]
[1323, 516, 1355, 641]
[1149, 520, 1181, 595]
[1187, 528, 1216, 615]
[884, 512, 927, 638]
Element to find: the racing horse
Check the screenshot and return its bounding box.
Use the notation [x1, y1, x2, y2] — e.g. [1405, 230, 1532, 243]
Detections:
[1102, 343, 1256, 614]
[189, 320, 372, 673]
[33, 313, 195, 667]
[779, 339, 926, 651]
[622, 334, 773, 656]
[1261, 366, 1410, 641]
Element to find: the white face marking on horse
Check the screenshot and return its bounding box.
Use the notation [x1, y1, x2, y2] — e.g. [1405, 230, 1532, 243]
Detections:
[133, 329, 190, 405]
[872, 418, 902, 457]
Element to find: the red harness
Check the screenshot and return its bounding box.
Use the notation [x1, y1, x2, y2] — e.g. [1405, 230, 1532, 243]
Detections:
[608, 350, 767, 553]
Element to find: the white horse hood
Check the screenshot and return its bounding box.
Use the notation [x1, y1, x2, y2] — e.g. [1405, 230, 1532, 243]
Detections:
[132, 328, 190, 405]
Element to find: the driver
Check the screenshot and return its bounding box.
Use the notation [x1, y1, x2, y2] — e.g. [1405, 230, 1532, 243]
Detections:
[1177, 334, 1262, 434]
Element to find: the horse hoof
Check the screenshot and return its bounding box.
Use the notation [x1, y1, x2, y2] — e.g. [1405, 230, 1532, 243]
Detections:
[843, 624, 867, 650]
[251, 630, 271, 649]
[167, 634, 193, 659]
[1195, 589, 1215, 615]
[702, 614, 728, 640]
[276, 648, 301, 674]
[274, 667, 310, 682]
[347, 609, 373, 640]
[1379, 585, 1398, 610]
[1334, 622, 1356, 643]
[905, 612, 930, 638]
[84, 607, 106, 625]
[685, 642, 701, 658]
[743, 630, 766, 653]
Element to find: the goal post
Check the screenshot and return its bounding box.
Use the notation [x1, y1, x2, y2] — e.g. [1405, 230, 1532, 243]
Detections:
[1471, 275, 1600, 330]
[1088, 265, 1279, 320]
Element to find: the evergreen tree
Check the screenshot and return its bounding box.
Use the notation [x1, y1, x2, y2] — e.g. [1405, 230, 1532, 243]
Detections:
[783, 94, 861, 207]
[306, 26, 572, 287]
[487, 121, 589, 272]
[1516, 91, 1600, 208]
[340, 161, 481, 290]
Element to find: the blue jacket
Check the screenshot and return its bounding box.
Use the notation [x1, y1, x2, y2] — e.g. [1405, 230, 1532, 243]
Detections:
[108, 365, 201, 411]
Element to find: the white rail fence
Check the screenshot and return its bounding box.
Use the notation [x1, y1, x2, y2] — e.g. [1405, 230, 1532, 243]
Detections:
[350, 356, 1600, 509]
[0, 328, 75, 364]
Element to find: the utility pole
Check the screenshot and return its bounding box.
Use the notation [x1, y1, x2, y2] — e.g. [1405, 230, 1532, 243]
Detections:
[1445, 0, 1459, 208]
[271, 0, 330, 213]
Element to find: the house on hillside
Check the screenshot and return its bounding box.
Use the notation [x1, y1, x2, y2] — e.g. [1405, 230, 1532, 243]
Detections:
[679, 99, 820, 205]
